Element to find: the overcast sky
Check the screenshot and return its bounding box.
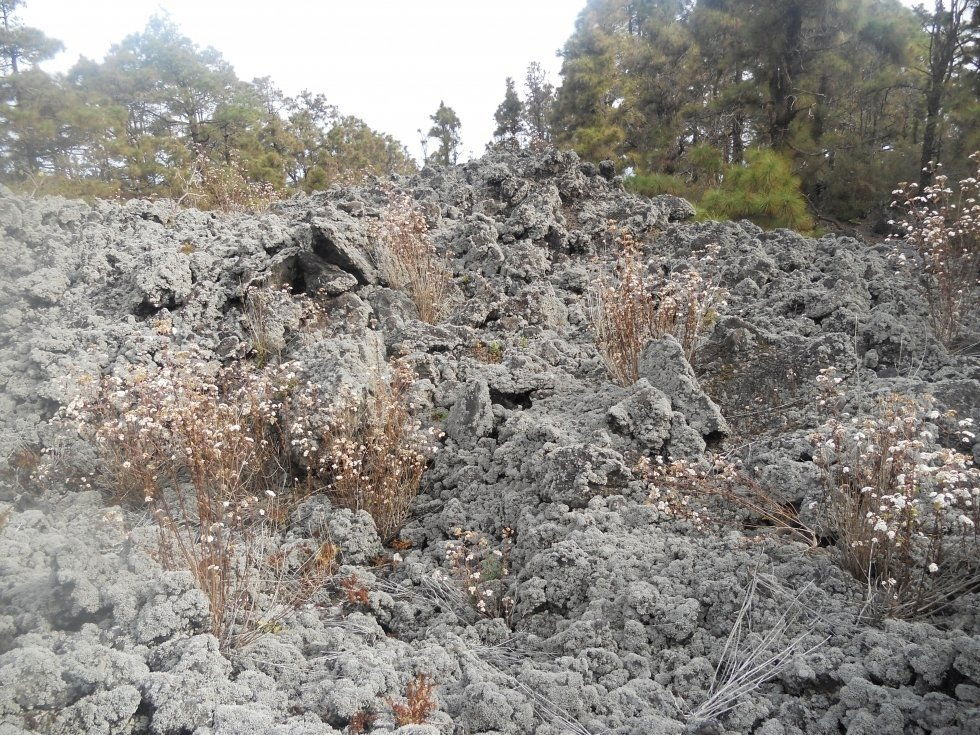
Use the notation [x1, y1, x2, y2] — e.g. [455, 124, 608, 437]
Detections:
[21, 0, 585, 162]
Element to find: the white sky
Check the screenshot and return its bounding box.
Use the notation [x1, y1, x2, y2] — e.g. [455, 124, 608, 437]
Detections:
[21, 0, 585, 162]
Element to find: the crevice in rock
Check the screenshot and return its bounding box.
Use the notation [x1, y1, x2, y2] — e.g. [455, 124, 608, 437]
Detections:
[134, 294, 178, 319]
[489, 387, 533, 410]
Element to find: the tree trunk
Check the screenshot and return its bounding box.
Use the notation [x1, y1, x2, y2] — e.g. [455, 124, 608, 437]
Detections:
[768, 2, 804, 148]
[919, 0, 968, 186]
[730, 66, 744, 164]
[1, 4, 17, 74]
[920, 79, 944, 184]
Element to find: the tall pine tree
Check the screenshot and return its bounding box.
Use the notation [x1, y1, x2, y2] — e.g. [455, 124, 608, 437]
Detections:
[426, 101, 461, 166]
[493, 77, 524, 141]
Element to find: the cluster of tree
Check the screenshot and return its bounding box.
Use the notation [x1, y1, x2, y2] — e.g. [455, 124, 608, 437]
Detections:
[492, 62, 558, 144]
[0, 1, 427, 200]
[525, 0, 979, 224]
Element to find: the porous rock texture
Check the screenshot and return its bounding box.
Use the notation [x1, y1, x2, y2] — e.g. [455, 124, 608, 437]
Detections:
[1, 146, 979, 735]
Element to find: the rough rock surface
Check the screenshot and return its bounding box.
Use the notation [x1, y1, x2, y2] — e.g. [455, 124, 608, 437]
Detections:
[1, 146, 979, 734]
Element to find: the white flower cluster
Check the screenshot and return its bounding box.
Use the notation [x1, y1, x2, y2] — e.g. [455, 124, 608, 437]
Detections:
[888, 154, 980, 345]
[810, 392, 980, 616]
[637, 455, 714, 530]
[280, 359, 443, 542]
[443, 527, 514, 619]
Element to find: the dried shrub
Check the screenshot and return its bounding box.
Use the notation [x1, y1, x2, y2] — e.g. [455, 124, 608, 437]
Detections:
[369, 195, 453, 323]
[296, 541, 338, 597]
[346, 709, 377, 734]
[289, 361, 442, 542]
[0, 506, 9, 534]
[439, 528, 514, 620]
[470, 339, 504, 364]
[890, 154, 980, 346]
[5, 445, 43, 489]
[175, 145, 280, 213]
[64, 349, 321, 647]
[589, 231, 724, 385]
[388, 674, 437, 726]
[638, 456, 713, 530]
[811, 393, 980, 618]
[639, 455, 817, 545]
[340, 574, 370, 606]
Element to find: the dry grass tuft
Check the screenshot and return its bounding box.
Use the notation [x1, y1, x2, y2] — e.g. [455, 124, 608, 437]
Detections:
[388, 674, 437, 726]
[243, 284, 327, 366]
[589, 230, 724, 385]
[244, 285, 292, 367]
[369, 194, 453, 323]
[690, 569, 827, 724]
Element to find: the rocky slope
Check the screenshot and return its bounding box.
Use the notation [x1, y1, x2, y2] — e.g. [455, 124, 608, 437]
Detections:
[1, 146, 978, 735]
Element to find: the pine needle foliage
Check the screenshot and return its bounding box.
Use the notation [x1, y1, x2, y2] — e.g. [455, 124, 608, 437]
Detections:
[701, 149, 814, 231]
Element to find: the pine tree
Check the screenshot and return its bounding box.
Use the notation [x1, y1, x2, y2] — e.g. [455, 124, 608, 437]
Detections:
[552, 9, 622, 161]
[426, 101, 461, 166]
[0, 0, 69, 181]
[551, 0, 975, 224]
[700, 148, 813, 231]
[523, 62, 555, 142]
[493, 77, 524, 141]
[0, 0, 61, 74]
[917, 0, 977, 183]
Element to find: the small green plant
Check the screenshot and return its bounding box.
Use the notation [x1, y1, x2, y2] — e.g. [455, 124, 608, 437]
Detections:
[626, 171, 690, 198]
[470, 339, 504, 364]
[700, 149, 813, 231]
[626, 145, 724, 203]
